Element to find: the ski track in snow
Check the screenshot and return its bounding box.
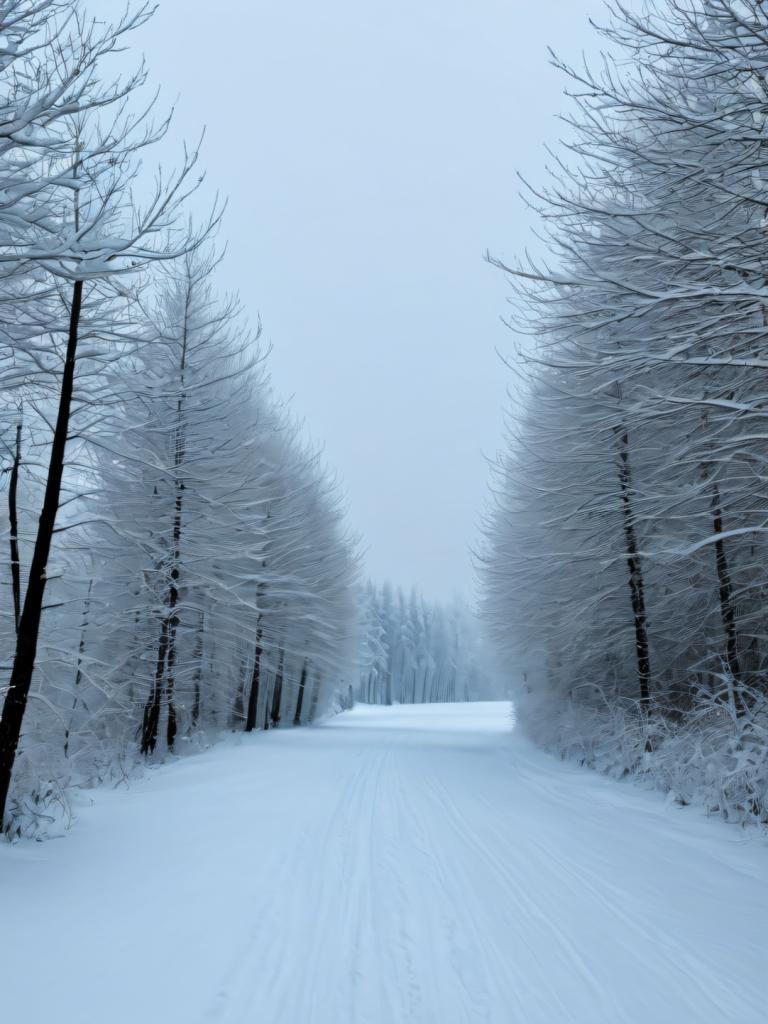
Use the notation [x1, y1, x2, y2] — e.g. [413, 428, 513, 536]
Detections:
[2, 702, 766, 1024]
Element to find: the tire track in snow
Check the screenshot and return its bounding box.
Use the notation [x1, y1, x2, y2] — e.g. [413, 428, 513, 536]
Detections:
[419, 747, 764, 1024]
[15, 702, 759, 1024]
[416, 769, 601, 1023]
[202, 742, 395, 1024]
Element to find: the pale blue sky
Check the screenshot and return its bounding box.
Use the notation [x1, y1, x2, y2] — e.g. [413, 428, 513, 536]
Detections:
[114, 0, 601, 598]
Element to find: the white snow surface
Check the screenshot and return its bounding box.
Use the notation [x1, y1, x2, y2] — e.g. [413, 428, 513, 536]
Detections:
[2, 701, 766, 1024]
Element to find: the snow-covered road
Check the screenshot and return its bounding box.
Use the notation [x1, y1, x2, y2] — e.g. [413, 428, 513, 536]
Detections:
[2, 702, 766, 1024]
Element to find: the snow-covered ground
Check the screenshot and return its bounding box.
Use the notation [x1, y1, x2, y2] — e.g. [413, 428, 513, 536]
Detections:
[2, 702, 765, 1024]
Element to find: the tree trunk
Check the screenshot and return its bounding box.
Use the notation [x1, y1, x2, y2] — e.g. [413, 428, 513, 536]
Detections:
[163, 474, 184, 750]
[270, 648, 285, 728]
[244, 618, 263, 733]
[165, 610, 179, 750]
[64, 578, 92, 759]
[190, 612, 204, 730]
[231, 654, 247, 728]
[0, 280, 83, 827]
[142, 614, 170, 755]
[141, 310, 189, 755]
[711, 482, 744, 710]
[293, 657, 309, 725]
[616, 426, 652, 710]
[263, 677, 271, 730]
[8, 416, 22, 635]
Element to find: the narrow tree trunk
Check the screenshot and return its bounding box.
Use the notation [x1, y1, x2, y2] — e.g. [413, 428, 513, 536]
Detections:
[244, 617, 263, 733]
[165, 610, 179, 750]
[207, 630, 217, 726]
[142, 615, 170, 755]
[163, 477, 184, 750]
[231, 653, 247, 728]
[190, 612, 204, 730]
[711, 482, 744, 711]
[615, 426, 652, 710]
[293, 657, 309, 725]
[8, 416, 22, 635]
[263, 676, 271, 730]
[64, 579, 92, 759]
[270, 648, 285, 728]
[0, 280, 83, 827]
[141, 311, 189, 755]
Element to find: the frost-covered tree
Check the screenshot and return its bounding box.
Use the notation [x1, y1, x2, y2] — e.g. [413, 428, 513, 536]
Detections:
[481, 0, 768, 822]
[0, 1, 209, 827]
[0, 3, 361, 837]
[60, 249, 361, 771]
[356, 584, 497, 706]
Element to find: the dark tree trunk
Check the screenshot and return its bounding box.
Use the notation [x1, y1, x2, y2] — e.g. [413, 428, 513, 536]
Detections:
[263, 679, 271, 730]
[64, 578, 92, 759]
[142, 614, 170, 755]
[0, 280, 83, 827]
[616, 427, 652, 709]
[293, 657, 309, 725]
[270, 648, 285, 728]
[163, 477, 184, 750]
[165, 611, 179, 750]
[232, 654, 247, 728]
[711, 483, 744, 711]
[8, 416, 22, 635]
[190, 612, 204, 730]
[141, 312, 189, 755]
[244, 618, 263, 733]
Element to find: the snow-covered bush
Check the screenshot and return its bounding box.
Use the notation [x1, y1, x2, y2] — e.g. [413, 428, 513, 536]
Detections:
[517, 685, 768, 826]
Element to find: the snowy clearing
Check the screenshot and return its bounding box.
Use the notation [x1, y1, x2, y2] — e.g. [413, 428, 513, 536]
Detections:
[2, 701, 766, 1024]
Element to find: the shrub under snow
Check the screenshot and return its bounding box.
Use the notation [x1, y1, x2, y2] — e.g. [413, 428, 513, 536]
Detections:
[519, 686, 768, 827]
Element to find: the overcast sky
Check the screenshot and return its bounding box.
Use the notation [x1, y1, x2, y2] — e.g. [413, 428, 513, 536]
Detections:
[121, 0, 600, 600]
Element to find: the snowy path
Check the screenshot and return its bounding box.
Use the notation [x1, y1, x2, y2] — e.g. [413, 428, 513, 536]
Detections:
[2, 702, 766, 1024]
